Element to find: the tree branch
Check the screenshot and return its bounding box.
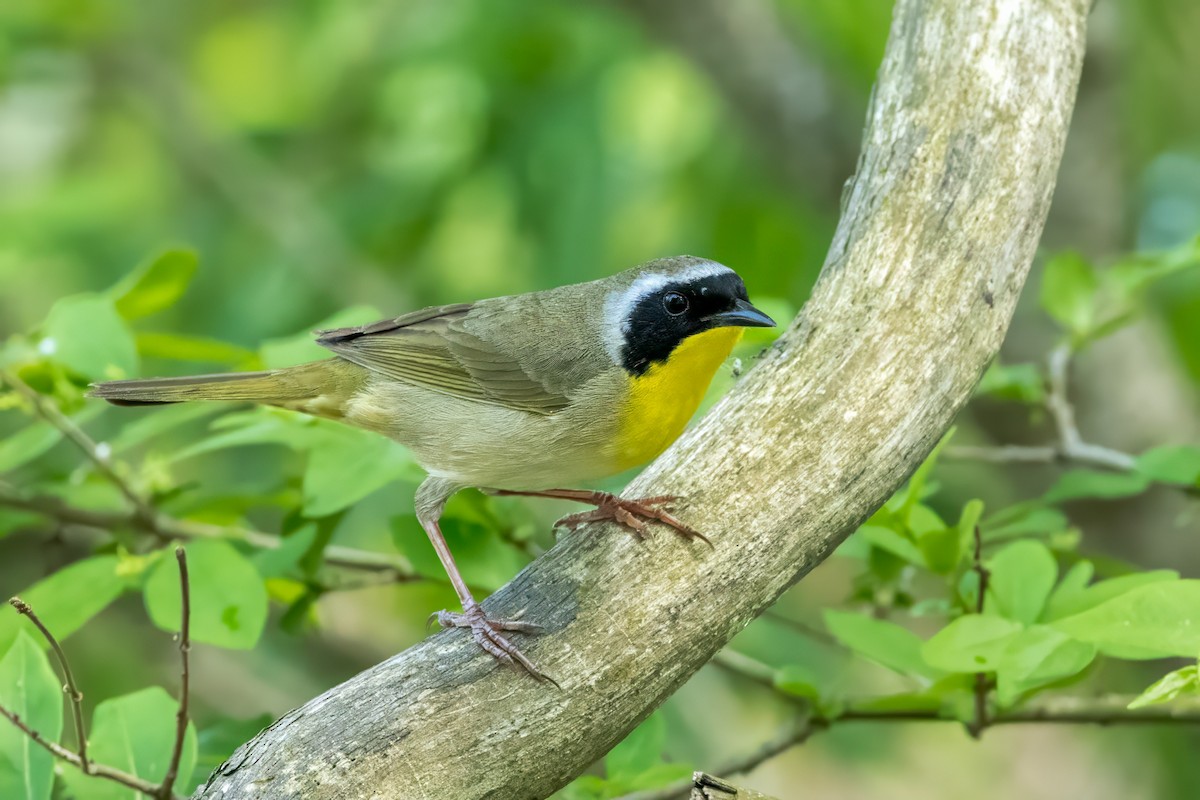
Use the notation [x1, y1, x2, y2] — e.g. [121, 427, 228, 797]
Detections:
[0, 704, 170, 796]
[8, 597, 91, 772]
[968, 525, 991, 739]
[627, 647, 1200, 799]
[2, 369, 414, 575]
[158, 547, 192, 800]
[947, 344, 1137, 471]
[716, 648, 1200, 727]
[0, 369, 152, 519]
[0, 480, 412, 576]
[1044, 344, 1136, 470]
[194, 1, 1092, 797]
[617, 716, 811, 800]
[0, 599, 180, 799]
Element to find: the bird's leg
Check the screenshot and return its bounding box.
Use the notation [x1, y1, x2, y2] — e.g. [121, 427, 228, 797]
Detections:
[488, 488, 711, 546]
[416, 480, 552, 682]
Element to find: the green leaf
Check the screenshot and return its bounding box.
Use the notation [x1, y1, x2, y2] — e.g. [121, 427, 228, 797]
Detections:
[772, 664, 821, 700]
[907, 503, 945, 537]
[251, 523, 320, 579]
[994, 626, 1095, 706]
[0, 556, 126, 656]
[555, 775, 609, 800]
[0, 421, 61, 473]
[144, 541, 268, 650]
[1044, 569, 1178, 621]
[898, 429, 954, 519]
[981, 504, 1069, 541]
[260, 305, 382, 369]
[1043, 560, 1095, 620]
[1040, 251, 1097, 337]
[1044, 469, 1150, 503]
[0, 632, 63, 800]
[136, 332, 259, 368]
[1051, 580, 1200, 659]
[112, 249, 199, 321]
[605, 713, 665, 782]
[167, 407, 316, 464]
[1136, 445, 1200, 486]
[0, 404, 102, 472]
[859, 525, 924, 567]
[625, 762, 693, 792]
[166, 410, 417, 516]
[109, 403, 224, 456]
[302, 426, 417, 517]
[955, 499, 985, 538]
[1128, 665, 1200, 710]
[0, 508, 40, 541]
[824, 610, 943, 679]
[60, 687, 197, 800]
[976, 362, 1045, 404]
[43, 294, 139, 380]
[921, 615, 1023, 673]
[393, 500, 526, 590]
[986, 540, 1058, 625]
[916, 526, 961, 574]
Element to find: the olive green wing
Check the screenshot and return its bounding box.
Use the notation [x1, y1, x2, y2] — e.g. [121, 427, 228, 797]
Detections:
[314, 303, 572, 415]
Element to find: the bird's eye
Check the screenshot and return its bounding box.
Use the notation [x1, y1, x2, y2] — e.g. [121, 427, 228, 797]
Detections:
[663, 292, 689, 316]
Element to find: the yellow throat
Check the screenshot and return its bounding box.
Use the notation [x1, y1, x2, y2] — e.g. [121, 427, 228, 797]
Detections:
[614, 326, 743, 471]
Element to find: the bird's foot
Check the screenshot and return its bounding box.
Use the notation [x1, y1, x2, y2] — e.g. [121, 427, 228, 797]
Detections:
[556, 492, 712, 546]
[434, 603, 555, 684]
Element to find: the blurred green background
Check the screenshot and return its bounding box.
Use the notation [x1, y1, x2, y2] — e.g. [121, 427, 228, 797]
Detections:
[2, 0, 1200, 797]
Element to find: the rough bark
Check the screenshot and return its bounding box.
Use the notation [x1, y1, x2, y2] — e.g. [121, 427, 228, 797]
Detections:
[194, 1, 1091, 798]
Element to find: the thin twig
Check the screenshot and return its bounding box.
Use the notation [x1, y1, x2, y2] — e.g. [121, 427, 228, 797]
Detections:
[626, 643, 1200, 800]
[0, 482, 414, 576]
[712, 650, 782, 694]
[715, 649, 1200, 725]
[0, 370, 413, 576]
[0, 703, 176, 798]
[946, 444, 1060, 464]
[947, 345, 1136, 472]
[616, 716, 818, 800]
[707, 645, 1200, 793]
[158, 547, 191, 800]
[8, 596, 90, 772]
[0, 369, 156, 519]
[1045, 345, 1136, 471]
[967, 525, 990, 739]
[0, 375, 440, 580]
[0, 600, 184, 800]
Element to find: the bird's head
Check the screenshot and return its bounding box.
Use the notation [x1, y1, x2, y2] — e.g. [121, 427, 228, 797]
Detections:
[604, 256, 775, 375]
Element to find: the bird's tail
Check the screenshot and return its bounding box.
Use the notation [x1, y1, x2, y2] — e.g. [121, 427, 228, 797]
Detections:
[88, 359, 362, 418]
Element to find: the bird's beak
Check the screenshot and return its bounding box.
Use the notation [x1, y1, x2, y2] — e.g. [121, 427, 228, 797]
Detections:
[708, 299, 776, 329]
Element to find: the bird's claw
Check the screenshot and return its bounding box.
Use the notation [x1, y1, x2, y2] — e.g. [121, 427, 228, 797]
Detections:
[435, 603, 556, 685]
[556, 493, 712, 547]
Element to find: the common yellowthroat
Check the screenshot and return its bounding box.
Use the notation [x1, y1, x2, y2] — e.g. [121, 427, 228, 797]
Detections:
[91, 256, 774, 679]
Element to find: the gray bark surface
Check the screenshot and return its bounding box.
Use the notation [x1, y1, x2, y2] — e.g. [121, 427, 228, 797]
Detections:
[194, 1, 1091, 798]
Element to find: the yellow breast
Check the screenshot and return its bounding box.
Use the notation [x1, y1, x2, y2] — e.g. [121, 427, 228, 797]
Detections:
[613, 326, 743, 471]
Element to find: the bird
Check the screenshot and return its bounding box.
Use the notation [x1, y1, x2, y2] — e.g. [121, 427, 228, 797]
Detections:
[90, 255, 775, 680]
